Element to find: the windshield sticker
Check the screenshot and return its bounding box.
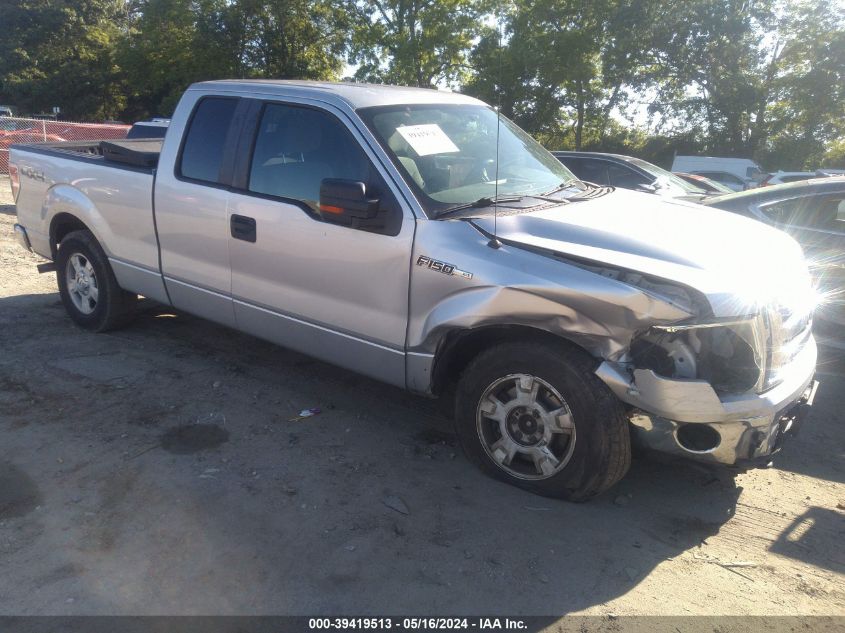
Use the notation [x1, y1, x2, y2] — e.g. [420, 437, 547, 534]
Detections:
[396, 124, 460, 156]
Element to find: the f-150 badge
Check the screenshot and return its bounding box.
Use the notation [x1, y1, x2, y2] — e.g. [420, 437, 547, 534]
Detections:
[416, 255, 473, 280]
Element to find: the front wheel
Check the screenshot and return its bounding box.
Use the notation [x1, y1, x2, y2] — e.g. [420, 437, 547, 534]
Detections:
[56, 230, 137, 332]
[455, 341, 631, 501]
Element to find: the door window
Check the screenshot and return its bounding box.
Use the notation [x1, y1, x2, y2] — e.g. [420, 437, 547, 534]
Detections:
[560, 158, 609, 185]
[248, 104, 372, 212]
[607, 163, 649, 189]
[179, 97, 239, 184]
[761, 195, 845, 233]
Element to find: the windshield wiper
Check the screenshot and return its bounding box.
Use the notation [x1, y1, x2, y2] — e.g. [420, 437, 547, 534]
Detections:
[436, 195, 524, 218]
[539, 181, 579, 197]
[520, 180, 584, 203]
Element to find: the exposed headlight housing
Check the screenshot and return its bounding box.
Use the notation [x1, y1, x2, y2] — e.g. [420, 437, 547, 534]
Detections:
[559, 256, 814, 395]
[633, 305, 812, 395]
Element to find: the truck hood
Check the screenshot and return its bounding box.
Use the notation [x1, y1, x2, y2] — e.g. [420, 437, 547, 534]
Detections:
[471, 188, 815, 318]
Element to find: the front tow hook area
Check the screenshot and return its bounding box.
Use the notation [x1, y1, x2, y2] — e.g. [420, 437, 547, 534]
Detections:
[782, 379, 819, 438]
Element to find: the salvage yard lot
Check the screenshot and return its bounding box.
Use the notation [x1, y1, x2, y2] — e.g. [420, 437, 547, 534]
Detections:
[0, 176, 843, 616]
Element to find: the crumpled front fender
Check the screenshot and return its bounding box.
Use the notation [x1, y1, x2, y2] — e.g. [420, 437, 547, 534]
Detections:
[405, 220, 694, 393]
[412, 282, 690, 362]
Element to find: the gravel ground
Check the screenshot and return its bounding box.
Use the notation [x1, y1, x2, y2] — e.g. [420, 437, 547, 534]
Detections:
[0, 175, 843, 617]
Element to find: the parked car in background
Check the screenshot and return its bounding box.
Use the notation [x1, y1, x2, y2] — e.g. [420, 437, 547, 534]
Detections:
[689, 170, 751, 192]
[671, 155, 767, 190]
[673, 172, 734, 194]
[0, 118, 33, 133]
[552, 151, 707, 201]
[0, 105, 14, 117]
[760, 171, 819, 186]
[704, 178, 845, 340]
[126, 119, 170, 139]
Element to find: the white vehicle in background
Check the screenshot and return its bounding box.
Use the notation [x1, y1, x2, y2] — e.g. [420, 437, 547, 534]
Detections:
[761, 171, 819, 186]
[671, 156, 767, 191]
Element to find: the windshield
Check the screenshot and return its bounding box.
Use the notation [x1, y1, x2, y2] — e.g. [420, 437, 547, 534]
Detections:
[625, 156, 707, 195]
[358, 104, 578, 215]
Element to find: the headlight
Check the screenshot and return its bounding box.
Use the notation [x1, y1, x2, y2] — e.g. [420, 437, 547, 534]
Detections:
[632, 306, 812, 395]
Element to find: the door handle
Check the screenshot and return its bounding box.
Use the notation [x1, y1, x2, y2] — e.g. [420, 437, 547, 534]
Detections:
[230, 214, 257, 243]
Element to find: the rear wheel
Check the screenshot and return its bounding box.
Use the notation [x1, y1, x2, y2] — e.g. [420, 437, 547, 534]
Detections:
[455, 341, 631, 501]
[56, 230, 137, 332]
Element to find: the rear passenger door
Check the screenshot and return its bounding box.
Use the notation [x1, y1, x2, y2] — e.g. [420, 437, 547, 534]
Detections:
[225, 99, 415, 387]
[154, 95, 245, 327]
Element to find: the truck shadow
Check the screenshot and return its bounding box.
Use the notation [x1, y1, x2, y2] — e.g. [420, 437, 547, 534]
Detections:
[769, 506, 845, 574]
[0, 292, 821, 615]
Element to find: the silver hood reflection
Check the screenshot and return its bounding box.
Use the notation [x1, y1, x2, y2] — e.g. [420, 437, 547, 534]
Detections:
[471, 189, 816, 319]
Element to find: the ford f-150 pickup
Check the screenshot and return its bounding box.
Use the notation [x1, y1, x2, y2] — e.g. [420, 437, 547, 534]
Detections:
[9, 80, 819, 500]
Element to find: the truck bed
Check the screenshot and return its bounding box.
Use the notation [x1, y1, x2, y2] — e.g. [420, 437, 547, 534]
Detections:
[13, 138, 162, 172]
[10, 137, 163, 298]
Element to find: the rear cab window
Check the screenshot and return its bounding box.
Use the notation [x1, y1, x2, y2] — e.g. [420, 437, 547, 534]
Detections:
[178, 97, 239, 184]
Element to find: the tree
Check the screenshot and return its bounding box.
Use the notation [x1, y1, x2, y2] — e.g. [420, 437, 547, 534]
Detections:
[0, 0, 128, 119]
[118, 0, 350, 117]
[759, 0, 845, 169]
[640, 0, 845, 168]
[349, 0, 489, 88]
[464, 0, 659, 150]
[118, 0, 207, 117]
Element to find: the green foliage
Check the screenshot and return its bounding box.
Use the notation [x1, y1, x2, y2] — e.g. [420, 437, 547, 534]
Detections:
[756, 0, 845, 169]
[0, 0, 128, 119]
[348, 0, 488, 87]
[466, 0, 844, 168]
[119, 0, 350, 117]
[0, 0, 842, 172]
[465, 0, 676, 150]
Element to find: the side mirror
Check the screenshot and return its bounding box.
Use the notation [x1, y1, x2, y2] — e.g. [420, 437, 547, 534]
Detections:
[636, 182, 658, 193]
[319, 178, 380, 225]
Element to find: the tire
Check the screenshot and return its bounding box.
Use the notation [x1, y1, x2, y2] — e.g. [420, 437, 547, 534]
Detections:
[455, 341, 631, 501]
[56, 230, 137, 332]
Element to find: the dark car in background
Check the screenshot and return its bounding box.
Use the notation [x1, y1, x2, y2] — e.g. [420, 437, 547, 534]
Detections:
[552, 151, 708, 201]
[126, 119, 170, 139]
[704, 178, 845, 342]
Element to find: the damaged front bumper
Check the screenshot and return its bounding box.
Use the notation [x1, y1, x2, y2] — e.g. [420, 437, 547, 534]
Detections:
[595, 336, 818, 466]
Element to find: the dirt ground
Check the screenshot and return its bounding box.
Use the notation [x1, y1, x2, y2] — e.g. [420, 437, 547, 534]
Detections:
[0, 175, 843, 618]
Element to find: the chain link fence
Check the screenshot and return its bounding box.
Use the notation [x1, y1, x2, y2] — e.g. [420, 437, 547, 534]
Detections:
[0, 116, 130, 173]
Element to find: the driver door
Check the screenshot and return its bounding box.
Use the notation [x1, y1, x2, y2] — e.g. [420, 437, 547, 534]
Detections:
[226, 100, 415, 386]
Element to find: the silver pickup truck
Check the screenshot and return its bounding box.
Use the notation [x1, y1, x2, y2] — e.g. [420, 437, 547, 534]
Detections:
[10, 81, 819, 500]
